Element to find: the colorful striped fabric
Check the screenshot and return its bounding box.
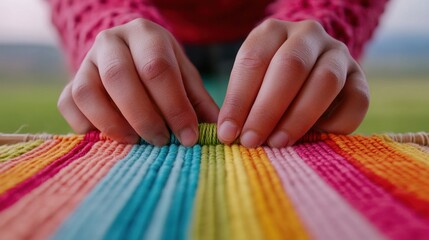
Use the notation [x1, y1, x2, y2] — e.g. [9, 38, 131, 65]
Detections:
[1, 123, 429, 240]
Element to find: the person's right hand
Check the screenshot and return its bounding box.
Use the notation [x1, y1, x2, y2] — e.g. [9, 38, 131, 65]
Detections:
[57, 18, 219, 146]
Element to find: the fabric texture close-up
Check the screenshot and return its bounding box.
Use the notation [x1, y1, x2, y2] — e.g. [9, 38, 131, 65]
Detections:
[0, 123, 429, 239]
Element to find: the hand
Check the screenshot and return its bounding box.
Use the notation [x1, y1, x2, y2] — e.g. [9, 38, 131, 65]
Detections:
[58, 18, 219, 146]
[217, 19, 369, 148]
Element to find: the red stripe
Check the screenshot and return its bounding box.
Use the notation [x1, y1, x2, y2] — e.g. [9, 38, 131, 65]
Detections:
[324, 138, 429, 222]
[0, 133, 99, 211]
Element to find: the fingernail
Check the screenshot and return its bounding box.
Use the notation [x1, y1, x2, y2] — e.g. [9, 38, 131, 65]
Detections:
[152, 134, 169, 146]
[218, 120, 239, 143]
[268, 131, 289, 148]
[241, 130, 261, 148]
[179, 127, 198, 146]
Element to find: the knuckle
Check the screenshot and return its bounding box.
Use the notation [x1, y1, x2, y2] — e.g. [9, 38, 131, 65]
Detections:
[332, 41, 350, 55]
[100, 59, 125, 84]
[140, 56, 172, 81]
[235, 53, 265, 69]
[94, 29, 116, 44]
[326, 71, 343, 89]
[273, 51, 310, 73]
[258, 18, 283, 32]
[320, 65, 345, 90]
[71, 81, 92, 103]
[129, 18, 158, 32]
[128, 18, 171, 39]
[299, 19, 324, 33]
[128, 18, 149, 27]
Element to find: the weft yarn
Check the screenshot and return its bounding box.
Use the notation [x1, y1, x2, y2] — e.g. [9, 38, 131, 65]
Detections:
[0, 123, 429, 240]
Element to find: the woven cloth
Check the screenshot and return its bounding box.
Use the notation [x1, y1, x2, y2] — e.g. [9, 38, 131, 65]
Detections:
[1, 123, 429, 240]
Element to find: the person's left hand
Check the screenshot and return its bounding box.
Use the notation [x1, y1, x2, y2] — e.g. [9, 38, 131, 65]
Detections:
[217, 19, 369, 148]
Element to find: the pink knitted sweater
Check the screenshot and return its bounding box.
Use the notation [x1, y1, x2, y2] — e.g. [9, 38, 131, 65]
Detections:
[47, 0, 389, 72]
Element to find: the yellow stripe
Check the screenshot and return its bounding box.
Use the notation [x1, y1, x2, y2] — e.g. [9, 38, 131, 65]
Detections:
[204, 145, 217, 240]
[384, 137, 429, 165]
[0, 140, 44, 162]
[0, 136, 82, 194]
[190, 145, 209, 240]
[224, 144, 246, 240]
[240, 146, 282, 239]
[215, 144, 229, 240]
[225, 145, 263, 240]
[330, 135, 429, 203]
[257, 147, 309, 239]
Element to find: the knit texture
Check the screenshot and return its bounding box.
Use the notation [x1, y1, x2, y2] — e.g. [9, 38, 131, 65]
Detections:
[47, 0, 388, 71]
[0, 123, 428, 239]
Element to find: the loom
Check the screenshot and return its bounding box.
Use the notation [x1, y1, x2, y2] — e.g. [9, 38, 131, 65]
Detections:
[1, 123, 429, 239]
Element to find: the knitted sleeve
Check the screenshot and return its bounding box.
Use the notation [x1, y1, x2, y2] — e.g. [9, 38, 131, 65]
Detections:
[266, 0, 389, 59]
[47, 0, 166, 72]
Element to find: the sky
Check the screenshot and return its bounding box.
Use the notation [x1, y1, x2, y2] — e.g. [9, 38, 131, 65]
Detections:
[0, 0, 428, 45]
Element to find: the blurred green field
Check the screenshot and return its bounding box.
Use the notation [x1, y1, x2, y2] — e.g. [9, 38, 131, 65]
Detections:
[0, 77, 428, 135]
[0, 81, 72, 134]
[356, 77, 429, 133]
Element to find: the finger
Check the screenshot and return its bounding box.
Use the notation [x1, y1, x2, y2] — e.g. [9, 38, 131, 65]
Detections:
[172, 40, 219, 123]
[122, 20, 199, 146]
[94, 30, 169, 146]
[240, 22, 325, 147]
[72, 58, 139, 143]
[267, 48, 350, 147]
[57, 82, 95, 133]
[217, 19, 288, 144]
[315, 66, 369, 134]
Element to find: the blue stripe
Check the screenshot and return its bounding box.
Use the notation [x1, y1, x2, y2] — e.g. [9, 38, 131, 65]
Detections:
[144, 145, 186, 239]
[51, 144, 156, 239]
[104, 145, 175, 239]
[182, 145, 202, 240]
[160, 146, 195, 240]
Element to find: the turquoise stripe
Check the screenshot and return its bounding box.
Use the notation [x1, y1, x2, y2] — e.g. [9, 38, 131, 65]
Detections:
[183, 145, 202, 240]
[144, 146, 186, 239]
[161, 146, 200, 240]
[51, 144, 156, 239]
[105, 144, 177, 239]
[52, 144, 202, 240]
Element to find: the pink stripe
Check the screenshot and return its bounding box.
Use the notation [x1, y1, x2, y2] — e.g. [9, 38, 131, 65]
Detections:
[0, 140, 59, 174]
[0, 135, 96, 211]
[0, 140, 131, 240]
[264, 146, 382, 240]
[294, 142, 429, 240]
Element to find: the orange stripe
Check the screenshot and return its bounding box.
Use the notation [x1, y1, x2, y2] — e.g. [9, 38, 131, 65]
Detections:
[384, 137, 429, 166]
[239, 146, 281, 239]
[0, 136, 83, 194]
[327, 134, 429, 219]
